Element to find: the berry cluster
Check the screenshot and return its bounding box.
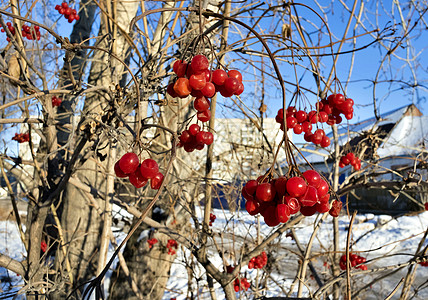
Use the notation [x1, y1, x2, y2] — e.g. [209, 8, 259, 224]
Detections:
[209, 213, 216, 226]
[233, 277, 250, 292]
[275, 106, 331, 148]
[339, 253, 367, 271]
[248, 251, 267, 269]
[242, 170, 341, 227]
[339, 152, 361, 170]
[225, 265, 251, 292]
[52, 96, 62, 107]
[420, 260, 428, 267]
[322, 93, 355, 122]
[114, 153, 164, 190]
[1, 22, 40, 41]
[55, 2, 80, 23]
[12, 132, 30, 143]
[178, 123, 214, 152]
[147, 238, 158, 249]
[166, 239, 178, 255]
[41, 241, 47, 253]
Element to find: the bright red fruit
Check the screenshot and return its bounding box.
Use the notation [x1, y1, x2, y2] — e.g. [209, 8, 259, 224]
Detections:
[286, 117, 297, 129]
[286, 177, 307, 198]
[191, 55, 209, 73]
[317, 180, 329, 197]
[224, 77, 240, 94]
[274, 177, 287, 196]
[228, 70, 242, 82]
[263, 205, 280, 227]
[201, 82, 216, 98]
[315, 201, 330, 213]
[151, 172, 164, 189]
[295, 110, 307, 123]
[245, 180, 258, 195]
[302, 122, 312, 133]
[167, 83, 178, 98]
[174, 78, 191, 97]
[299, 186, 319, 207]
[212, 69, 228, 85]
[256, 183, 276, 202]
[300, 205, 317, 216]
[114, 161, 128, 178]
[276, 203, 290, 223]
[302, 170, 321, 188]
[234, 82, 244, 95]
[189, 124, 200, 135]
[329, 200, 342, 217]
[286, 196, 301, 214]
[193, 96, 210, 112]
[293, 124, 303, 134]
[140, 159, 159, 179]
[189, 74, 206, 90]
[425, 203, 428, 211]
[245, 199, 260, 215]
[320, 136, 331, 147]
[129, 167, 148, 188]
[197, 109, 211, 122]
[119, 153, 139, 174]
[203, 132, 214, 145]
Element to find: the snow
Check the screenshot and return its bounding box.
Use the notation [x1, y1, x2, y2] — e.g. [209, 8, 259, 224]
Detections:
[1, 209, 428, 299]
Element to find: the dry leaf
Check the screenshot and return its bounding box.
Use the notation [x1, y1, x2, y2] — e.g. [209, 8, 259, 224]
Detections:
[8, 54, 21, 79]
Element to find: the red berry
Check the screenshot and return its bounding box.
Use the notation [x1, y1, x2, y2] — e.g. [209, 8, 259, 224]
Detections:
[300, 205, 318, 216]
[188, 124, 200, 135]
[228, 70, 242, 82]
[234, 82, 244, 95]
[173, 78, 192, 97]
[203, 131, 214, 145]
[245, 180, 258, 195]
[274, 176, 288, 196]
[256, 182, 276, 202]
[315, 201, 330, 213]
[425, 203, 428, 211]
[286, 117, 297, 129]
[129, 167, 148, 188]
[197, 109, 211, 122]
[245, 199, 260, 215]
[329, 200, 342, 217]
[61, 2, 68, 8]
[150, 172, 164, 189]
[212, 69, 228, 85]
[167, 82, 178, 98]
[286, 177, 307, 198]
[193, 96, 210, 112]
[317, 180, 329, 197]
[201, 82, 216, 98]
[299, 186, 319, 207]
[140, 159, 159, 179]
[293, 124, 303, 134]
[263, 205, 280, 227]
[295, 110, 307, 123]
[320, 135, 331, 148]
[285, 196, 301, 214]
[224, 77, 240, 94]
[191, 55, 209, 74]
[189, 73, 206, 90]
[114, 161, 128, 178]
[276, 203, 290, 223]
[302, 121, 312, 133]
[119, 152, 139, 174]
[302, 170, 321, 188]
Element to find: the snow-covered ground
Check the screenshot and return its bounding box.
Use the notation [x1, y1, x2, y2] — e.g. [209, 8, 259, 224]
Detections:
[1, 208, 427, 299]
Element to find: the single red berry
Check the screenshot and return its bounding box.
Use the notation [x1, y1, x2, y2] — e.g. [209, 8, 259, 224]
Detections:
[201, 82, 216, 98]
[276, 203, 290, 223]
[256, 182, 276, 202]
[274, 176, 288, 196]
[212, 69, 228, 85]
[119, 152, 139, 174]
[302, 121, 312, 133]
[114, 161, 128, 178]
[295, 110, 307, 123]
[263, 205, 280, 227]
[197, 109, 211, 122]
[329, 200, 342, 217]
[320, 135, 331, 148]
[150, 172, 164, 190]
[245, 199, 260, 215]
[286, 177, 307, 198]
[188, 124, 200, 135]
[140, 159, 159, 179]
[317, 179, 329, 197]
[315, 201, 330, 213]
[224, 77, 240, 94]
[189, 73, 206, 90]
[299, 186, 319, 207]
[293, 124, 303, 134]
[234, 82, 244, 95]
[300, 205, 318, 216]
[191, 55, 209, 74]
[228, 70, 242, 82]
[285, 196, 301, 214]
[203, 131, 214, 145]
[245, 180, 258, 195]
[129, 167, 148, 188]
[173, 78, 192, 98]
[41, 241, 47, 253]
[302, 170, 321, 188]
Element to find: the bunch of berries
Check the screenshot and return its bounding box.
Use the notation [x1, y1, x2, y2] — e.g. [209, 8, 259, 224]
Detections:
[166, 239, 178, 255]
[1, 22, 40, 41]
[339, 152, 361, 170]
[242, 170, 342, 227]
[419, 261, 428, 267]
[1, 22, 15, 42]
[55, 2, 80, 23]
[233, 277, 250, 292]
[209, 213, 216, 226]
[147, 238, 158, 249]
[41, 241, 47, 253]
[12, 132, 30, 143]
[178, 123, 214, 152]
[275, 106, 331, 148]
[225, 265, 251, 292]
[321, 93, 355, 122]
[339, 253, 367, 271]
[248, 251, 267, 269]
[114, 153, 164, 190]
[21, 24, 40, 41]
[51, 96, 62, 107]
